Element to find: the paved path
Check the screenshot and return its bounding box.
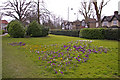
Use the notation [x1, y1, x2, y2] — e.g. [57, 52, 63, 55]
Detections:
[0, 33, 8, 36]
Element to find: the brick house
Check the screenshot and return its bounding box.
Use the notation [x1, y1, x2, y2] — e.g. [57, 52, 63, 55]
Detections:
[0, 20, 8, 31]
[72, 20, 85, 29]
[101, 11, 120, 28]
[81, 18, 96, 28]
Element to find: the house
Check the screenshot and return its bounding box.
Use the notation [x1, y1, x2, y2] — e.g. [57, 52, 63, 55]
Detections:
[81, 18, 96, 28]
[72, 20, 85, 29]
[61, 20, 73, 30]
[0, 20, 8, 31]
[101, 11, 120, 28]
[61, 18, 96, 30]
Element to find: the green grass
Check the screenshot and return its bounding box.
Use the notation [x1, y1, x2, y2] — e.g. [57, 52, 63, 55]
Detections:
[2, 34, 119, 78]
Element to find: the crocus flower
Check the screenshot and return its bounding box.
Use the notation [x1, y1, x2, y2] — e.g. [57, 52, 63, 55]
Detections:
[64, 45, 67, 48]
[78, 59, 81, 62]
[52, 63, 55, 65]
[61, 71, 63, 74]
[89, 49, 91, 52]
[37, 51, 39, 53]
[19, 42, 22, 44]
[104, 51, 107, 53]
[39, 57, 40, 60]
[22, 43, 26, 46]
[85, 54, 88, 57]
[73, 45, 77, 48]
[55, 71, 57, 74]
[67, 48, 69, 51]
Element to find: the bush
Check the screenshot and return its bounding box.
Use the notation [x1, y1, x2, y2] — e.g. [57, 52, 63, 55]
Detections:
[80, 28, 120, 40]
[50, 30, 80, 37]
[7, 20, 16, 32]
[1, 30, 5, 34]
[80, 28, 105, 39]
[27, 21, 49, 37]
[27, 21, 42, 37]
[41, 25, 49, 37]
[8, 20, 25, 38]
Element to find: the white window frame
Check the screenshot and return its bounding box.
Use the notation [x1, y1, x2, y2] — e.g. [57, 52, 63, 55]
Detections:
[103, 21, 108, 26]
[113, 20, 117, 25]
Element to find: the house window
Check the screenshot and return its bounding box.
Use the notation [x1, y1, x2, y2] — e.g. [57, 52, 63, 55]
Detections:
[113, 20, 117, 25]
[103, 22, 108, 26]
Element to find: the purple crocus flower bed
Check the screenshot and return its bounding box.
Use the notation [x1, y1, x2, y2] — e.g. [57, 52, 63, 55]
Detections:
[8, 42, 26, 46]
[10, 40, 109, 74]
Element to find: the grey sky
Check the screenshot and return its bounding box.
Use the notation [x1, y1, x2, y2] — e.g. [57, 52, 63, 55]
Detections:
[0, 0, 119, 22]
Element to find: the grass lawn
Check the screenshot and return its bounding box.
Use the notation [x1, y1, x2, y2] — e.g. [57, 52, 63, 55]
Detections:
[2, 34, 119, 78]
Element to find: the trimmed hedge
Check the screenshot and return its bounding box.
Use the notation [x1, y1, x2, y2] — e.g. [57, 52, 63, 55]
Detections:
[80, 28, 120, 40]
[50, 30, 80, 37]
[104, 28, 119, 40]
[80, 28, 105, 39]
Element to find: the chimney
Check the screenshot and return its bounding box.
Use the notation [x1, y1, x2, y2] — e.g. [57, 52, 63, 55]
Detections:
[114, 11, 118, 15]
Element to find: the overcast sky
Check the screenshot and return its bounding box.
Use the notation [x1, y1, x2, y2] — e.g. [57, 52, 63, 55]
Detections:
[0, 0, 119, 22]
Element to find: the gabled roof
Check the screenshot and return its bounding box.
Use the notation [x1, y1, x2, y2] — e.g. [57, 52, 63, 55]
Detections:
[102, 11, 120, 22]
[0, 20, 8, 24]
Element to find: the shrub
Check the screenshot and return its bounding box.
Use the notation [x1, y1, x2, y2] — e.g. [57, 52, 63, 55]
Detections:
[26, 21, 42, 37]
[27, 21, 49, 37]
[8, 20, 25, 38]
[50, 30, 80, 37]
[7, 20, 16, 32]
[80, 28, 120, 40]
[1, 30, 5, 34]
[41, 25, 49, 37]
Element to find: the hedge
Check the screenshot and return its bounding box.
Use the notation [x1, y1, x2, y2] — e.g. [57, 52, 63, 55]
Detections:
[80, 28, 120, 40]
[50, 30, 80, 37]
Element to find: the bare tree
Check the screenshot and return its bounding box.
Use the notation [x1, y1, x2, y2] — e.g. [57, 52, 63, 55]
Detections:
[79, 1, 94, 28]
[92, 0, 110, 27]
[1, 0, 34, 23]
[33, 0, 51, 24]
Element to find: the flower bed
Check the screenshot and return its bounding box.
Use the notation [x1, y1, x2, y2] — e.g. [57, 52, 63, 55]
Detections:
[9, 40, 109, 75]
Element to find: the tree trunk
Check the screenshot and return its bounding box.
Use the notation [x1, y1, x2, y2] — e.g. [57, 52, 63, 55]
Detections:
[37, 0, 40, 24]
[98, 18, 102, 28]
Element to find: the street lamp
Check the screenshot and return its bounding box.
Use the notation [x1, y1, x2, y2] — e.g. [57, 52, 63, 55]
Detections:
[74, 13, 79, 20]
[68, 7, 73, 21]
[67, 7, 73, 30]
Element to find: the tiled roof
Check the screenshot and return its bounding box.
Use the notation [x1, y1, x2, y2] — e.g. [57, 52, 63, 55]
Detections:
[102, 11, 120, 22]
[0, 20, 8, 24]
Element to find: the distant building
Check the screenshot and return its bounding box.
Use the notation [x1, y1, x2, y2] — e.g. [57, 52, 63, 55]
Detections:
[61, 20, 73, 30]
[0, 20, 8, 31]
[82, 18, 96, 28]
[101, 11, 120, 28]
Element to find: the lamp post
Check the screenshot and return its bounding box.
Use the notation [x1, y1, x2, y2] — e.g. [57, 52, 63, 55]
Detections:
[74, 12, 79, 20]
[68, 7, 73, 21]
[67, 7, 73, 29]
